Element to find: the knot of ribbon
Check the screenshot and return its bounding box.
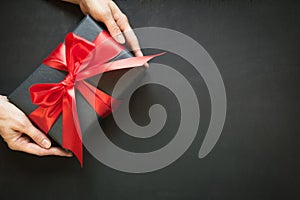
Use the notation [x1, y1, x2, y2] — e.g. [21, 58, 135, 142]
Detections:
[28, 31, 162, 166]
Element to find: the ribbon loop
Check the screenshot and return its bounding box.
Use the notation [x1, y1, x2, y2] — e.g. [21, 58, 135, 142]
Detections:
[30, 83, 64, 107]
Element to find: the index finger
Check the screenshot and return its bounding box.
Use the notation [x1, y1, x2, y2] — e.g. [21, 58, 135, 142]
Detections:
[109, 1, 143, 57]
[15, 141, 73, 157]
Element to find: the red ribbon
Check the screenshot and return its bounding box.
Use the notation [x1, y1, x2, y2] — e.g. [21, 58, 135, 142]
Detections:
[28, 31, 162, 166]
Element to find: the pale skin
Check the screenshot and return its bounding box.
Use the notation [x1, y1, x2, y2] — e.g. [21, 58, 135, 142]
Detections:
[0, 0, 142, 157]
[64, 0, 144, 57]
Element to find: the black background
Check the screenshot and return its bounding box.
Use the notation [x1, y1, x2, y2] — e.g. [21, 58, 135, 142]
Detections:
[0, 0, 300, 199]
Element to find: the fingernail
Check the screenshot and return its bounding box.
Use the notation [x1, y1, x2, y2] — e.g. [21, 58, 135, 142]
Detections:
[144, 62, 150, 68]
[66, 152, 73, 157]
[115, 34, 125, 44]
[42, 139, 51, 149]
[64, 150, 73, 157]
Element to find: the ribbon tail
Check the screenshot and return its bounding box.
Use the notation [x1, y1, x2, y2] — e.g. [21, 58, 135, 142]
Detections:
[76, 53, 165, 81]
[29, 103, 62, 134]
[62, 87, 83, 167]
[76, 81, 120, 118]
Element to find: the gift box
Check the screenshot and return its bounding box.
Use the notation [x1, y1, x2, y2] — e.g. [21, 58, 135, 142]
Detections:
[8, 15, 160, 165]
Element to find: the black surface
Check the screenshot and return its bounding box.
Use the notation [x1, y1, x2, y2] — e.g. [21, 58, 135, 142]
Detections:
[0, 0, 300, 200]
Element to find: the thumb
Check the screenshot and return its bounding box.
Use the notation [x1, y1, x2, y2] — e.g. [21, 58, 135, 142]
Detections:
[23, 122, 51, 149]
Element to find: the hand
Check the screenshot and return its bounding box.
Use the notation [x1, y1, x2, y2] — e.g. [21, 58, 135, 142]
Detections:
[0, 95, 72, 157]
[64, 0, 144, 57]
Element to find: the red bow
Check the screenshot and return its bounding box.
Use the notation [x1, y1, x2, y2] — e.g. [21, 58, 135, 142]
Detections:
[28, 31, 161, 166]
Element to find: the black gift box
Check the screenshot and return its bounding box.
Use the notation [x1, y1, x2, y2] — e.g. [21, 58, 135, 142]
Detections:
[8, 15, 145, 146]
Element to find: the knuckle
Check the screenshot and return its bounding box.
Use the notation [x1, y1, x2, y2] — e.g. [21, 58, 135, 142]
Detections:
[31, 132, 44, 143]
[102, 10, 111, 19]
[108, 1, 114, 7]
[35, 149, 44, 156]
[52, 149, 60, 156]
[7, 142, 17, 150]
[110, 24, 121, 34]
[17, 120, 27, 130]
[120, 14, 128, 23]
[16, 115, 29, 129]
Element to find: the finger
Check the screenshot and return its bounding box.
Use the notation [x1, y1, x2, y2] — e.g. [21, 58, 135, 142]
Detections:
[79, 3, 88, 15]
[102, 10, 125, 44]
[21, 121, 51, 149]
[0, 95, 8, 101]
[109, 1, 143, 57]
[15, 142, 73, 157]
[18, 134, 31, 143]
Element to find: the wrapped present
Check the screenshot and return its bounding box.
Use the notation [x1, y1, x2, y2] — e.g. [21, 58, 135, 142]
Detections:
[8, 15, 161, 166]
